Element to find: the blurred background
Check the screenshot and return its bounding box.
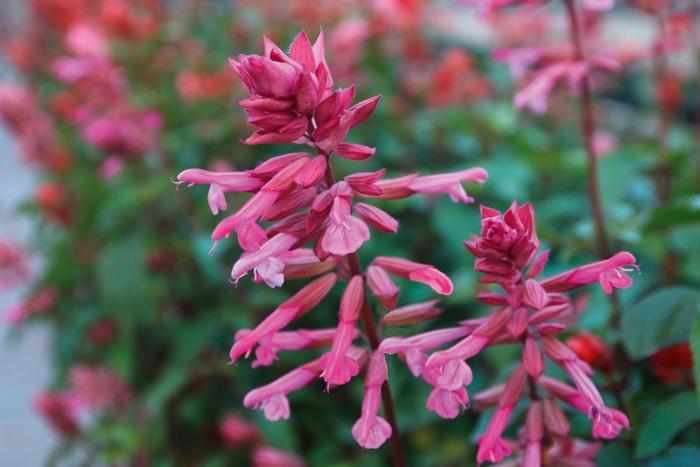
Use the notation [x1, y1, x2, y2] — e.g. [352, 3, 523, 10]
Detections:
[1, 0, 699, 466]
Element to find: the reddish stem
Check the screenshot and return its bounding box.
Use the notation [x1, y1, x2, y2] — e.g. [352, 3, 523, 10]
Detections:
[564, 0, 610, 259]
[324, 157, 406, 467]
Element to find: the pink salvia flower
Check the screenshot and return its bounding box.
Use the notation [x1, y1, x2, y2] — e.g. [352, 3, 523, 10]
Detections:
[380, 327, 473, 376]
[352, 355, 392, 449]
[372, 168, 488, 202]
[476, 365, 526, 464]
[230, 273, 337, 362]
[540, 252, 638, 294]
[320, 276, 364, 388]
[244, 359, 322, 421]
[524, 402, 543, 467]
[321, 195, 370, 256]
[231, 233, 301, 286]
[425, 307, 512, 389]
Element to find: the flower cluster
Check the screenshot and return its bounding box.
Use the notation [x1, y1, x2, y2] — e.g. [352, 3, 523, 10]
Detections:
[380, 201, 637, 464]
[51, 22, 162, 171]
[34, 364, 132, 437]
[176, 30, 487, 451]
[219, 413, 305, 467]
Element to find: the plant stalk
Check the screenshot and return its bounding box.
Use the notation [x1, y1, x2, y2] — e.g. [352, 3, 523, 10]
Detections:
[564, 0, 610, 259]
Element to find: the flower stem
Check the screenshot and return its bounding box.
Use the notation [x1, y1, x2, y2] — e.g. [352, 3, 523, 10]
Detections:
[652, 10, 673, 205]
[348, 252, 406, 467]
[322, 154, 405, 467]
[564, 0, 610, 259]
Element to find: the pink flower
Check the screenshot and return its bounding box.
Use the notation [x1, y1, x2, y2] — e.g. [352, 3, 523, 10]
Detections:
[476, 366, 526, 464]
[68, 364, 132, 411]
[244, 360, 322, 421]
[230, 31, 380, 152]
[321, 195, 370, 256]
[352, 355, 392, 449]
[97, 155, 125, 179]
[251, 446, 306, 467]
[424, 307, 512, 387]
[230, 273, 337, 362]
[465, 201, 540, 272]
[33, 392, 80, 437]
[0, 239, 31, 293]
[219, 414, 261, 448]
[319, 276, 364, 388]
[372, 168, 488, 203]
[540, 252, 638, 294]
[231, 233, 301, 287]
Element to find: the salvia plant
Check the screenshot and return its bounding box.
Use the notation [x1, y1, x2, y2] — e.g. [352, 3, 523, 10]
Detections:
[175, 29, 639, 466]
[3, 0, 700, 466]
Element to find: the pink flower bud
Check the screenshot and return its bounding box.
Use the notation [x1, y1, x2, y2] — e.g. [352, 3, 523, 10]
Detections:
[294, 156, 326, 188]
[381, 300, 443, 326]
[354, 203, 398, 234]
[261, 188, 317, 222]
[345, 169, 385, 196]
[408, 167, 488, 203]
[543, 397, 570, 441]
[249, 153, 310, 179]
[522, 279, 550, 310]
[279, 249, 337, 279]
[293, 69, 319, 115]
[523, 338, 545, 378]
[339, 276, 364, 322]
[500, 365, 527, 407]
[524, 402, 543, 467]
[534, 323, 566, 335]
[529, 297, 571, 324]
[507, 306, 529, 337]
[526, 249, 550, 280]
[473, 384, 506, 412]
[373, 256, 452, 295]
[366, 265, 399, 311]
[334, 143, 375, 160]
[262, 157, 311, 191]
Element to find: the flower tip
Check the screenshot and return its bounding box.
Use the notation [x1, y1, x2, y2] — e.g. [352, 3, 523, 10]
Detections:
[208, 241, 219, 256]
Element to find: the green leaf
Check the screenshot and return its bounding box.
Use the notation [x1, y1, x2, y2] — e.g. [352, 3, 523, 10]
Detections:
[96, 235, 155, 315]
[647, 196, 700, 230]
[597, 443, 640, 467]
[621, 286, 700, 359]
[649, 446, 700, 467]
[635, 391, 700, 459]
[691, 311, 700, 409]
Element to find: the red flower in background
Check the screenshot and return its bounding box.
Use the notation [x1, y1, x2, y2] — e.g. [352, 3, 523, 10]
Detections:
[566, 332, 614, 374]
[650, 342, 695, 386]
